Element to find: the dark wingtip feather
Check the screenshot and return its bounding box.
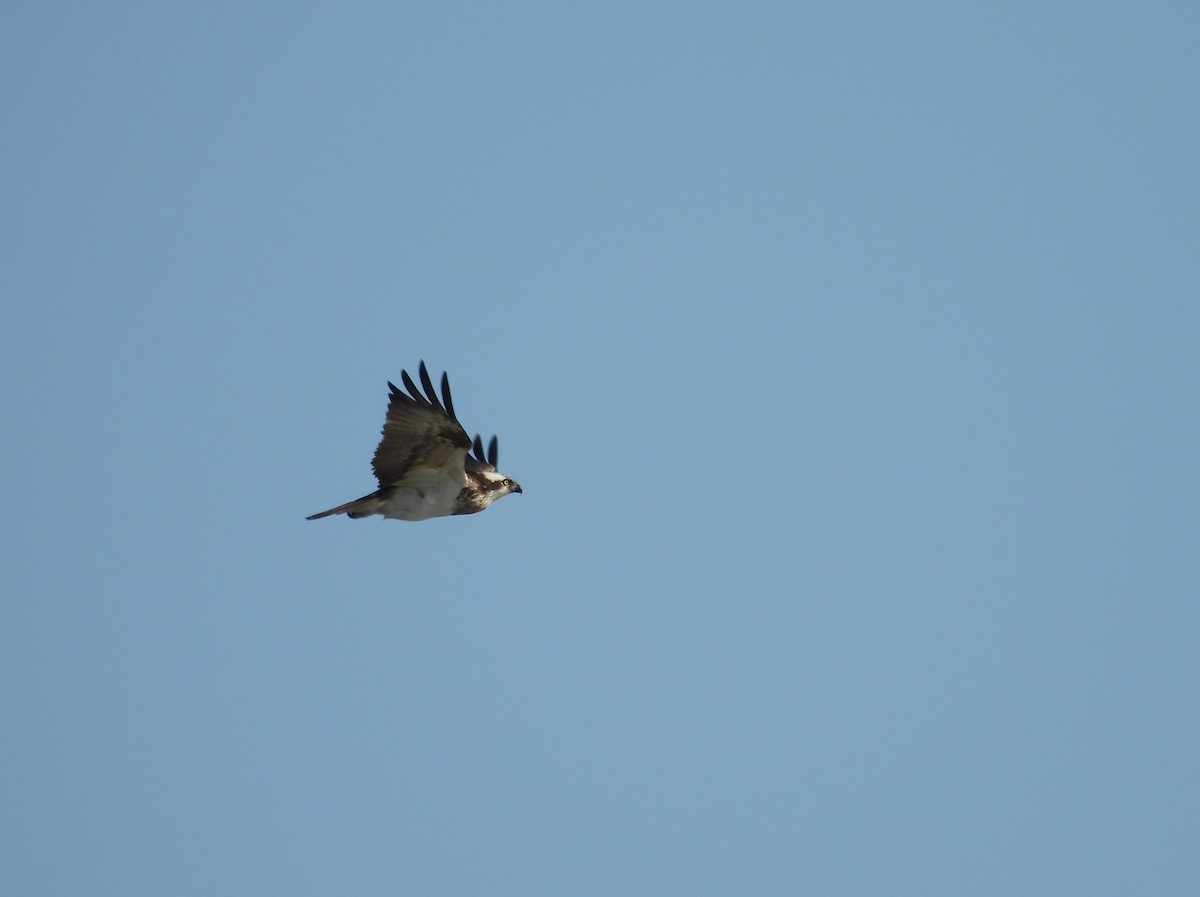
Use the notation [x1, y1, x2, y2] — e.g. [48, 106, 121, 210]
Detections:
[488, 435, 498, 467]
[440, 371, 457, 421]
[472, 434, 485, 462]
[417, 361, 443, 411]
[400, 368, 420, 401]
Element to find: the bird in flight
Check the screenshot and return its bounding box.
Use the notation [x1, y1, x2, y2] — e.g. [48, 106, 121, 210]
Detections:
[307, 362, 522, 522]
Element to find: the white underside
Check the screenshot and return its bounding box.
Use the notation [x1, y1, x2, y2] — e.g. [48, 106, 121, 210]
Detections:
[377, 469, 464, 520]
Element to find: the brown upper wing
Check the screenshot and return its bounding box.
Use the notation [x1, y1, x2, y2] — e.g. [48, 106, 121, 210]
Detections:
[371, 362, 472, 486]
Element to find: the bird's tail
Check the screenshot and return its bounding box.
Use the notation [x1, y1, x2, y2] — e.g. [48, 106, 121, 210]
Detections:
[305, 492, 381, 520]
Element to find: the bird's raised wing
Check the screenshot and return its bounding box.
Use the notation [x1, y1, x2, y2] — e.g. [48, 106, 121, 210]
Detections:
[371, 362, 472, 486]
[465, 434, 501, 474]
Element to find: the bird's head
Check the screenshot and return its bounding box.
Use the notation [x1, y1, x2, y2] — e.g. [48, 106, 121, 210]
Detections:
[468, 469, 522, 512]
[483, 470, 522, 499]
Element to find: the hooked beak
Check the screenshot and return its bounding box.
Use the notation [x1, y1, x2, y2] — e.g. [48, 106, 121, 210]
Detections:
[513, 483, 523, 494]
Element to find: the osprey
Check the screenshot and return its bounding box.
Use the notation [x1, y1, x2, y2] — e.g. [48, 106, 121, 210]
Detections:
[307, 362, 522, 522]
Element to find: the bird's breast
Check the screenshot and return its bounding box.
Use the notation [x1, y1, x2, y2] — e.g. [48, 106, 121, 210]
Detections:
[378, 469, 463, 521]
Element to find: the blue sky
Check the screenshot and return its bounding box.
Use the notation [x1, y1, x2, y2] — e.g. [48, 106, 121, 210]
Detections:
[3, 2, 1198, 894]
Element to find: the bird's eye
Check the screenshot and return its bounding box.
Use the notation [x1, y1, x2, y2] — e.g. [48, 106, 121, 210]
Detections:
[502, 478, 512, 486]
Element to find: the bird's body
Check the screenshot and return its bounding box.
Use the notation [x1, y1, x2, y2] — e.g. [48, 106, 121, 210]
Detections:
[307, 363, 521, 522]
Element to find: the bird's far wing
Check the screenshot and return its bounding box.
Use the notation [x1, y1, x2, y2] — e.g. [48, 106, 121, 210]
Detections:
[371, 362, 472, 486]
[465, 434, 500, 474]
